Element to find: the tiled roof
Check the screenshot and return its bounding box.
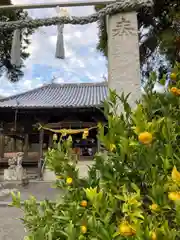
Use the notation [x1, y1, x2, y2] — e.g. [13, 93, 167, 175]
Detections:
[0, 82, 108, 109]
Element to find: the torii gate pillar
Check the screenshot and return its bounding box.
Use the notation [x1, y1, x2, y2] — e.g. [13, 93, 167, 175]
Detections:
[108, 11, 141, 109]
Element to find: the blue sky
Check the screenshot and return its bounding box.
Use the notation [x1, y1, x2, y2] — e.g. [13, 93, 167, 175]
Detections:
[0, 0, 107, 96]
[0, 0, 165, 97]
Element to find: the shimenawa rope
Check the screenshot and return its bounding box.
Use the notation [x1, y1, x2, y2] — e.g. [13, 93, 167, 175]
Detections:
[0, 0, 153, 30]
[1, 0, 153, 67]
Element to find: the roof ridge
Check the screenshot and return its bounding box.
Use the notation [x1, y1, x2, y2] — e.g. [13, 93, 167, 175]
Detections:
[0, 81, 107, 102]
[54, 81, 107, 87]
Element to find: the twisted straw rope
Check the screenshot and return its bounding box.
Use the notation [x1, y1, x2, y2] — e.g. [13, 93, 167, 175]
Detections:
[0, 0, 153, 30]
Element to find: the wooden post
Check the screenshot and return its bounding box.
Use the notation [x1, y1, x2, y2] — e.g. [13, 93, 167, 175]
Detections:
[48, 134, 53, 148]
[97, 128, 100, 152]
[0, 134, 5, 159]
[24, 134, 29, 158]
[21, 139, 23, 152]
[12, 137, 16, 152]
[38, 129, 44, 179]
[39, 129, 44, 159]
[108, 12, 141, 111]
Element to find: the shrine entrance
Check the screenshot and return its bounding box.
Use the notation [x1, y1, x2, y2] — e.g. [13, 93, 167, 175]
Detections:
[0, 0, 153, 178]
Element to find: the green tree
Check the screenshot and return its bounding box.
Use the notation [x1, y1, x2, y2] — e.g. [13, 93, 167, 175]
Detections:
[95, 0, 180, 65]
[0, 0, 33, 82]
[11, 67, 180, 240]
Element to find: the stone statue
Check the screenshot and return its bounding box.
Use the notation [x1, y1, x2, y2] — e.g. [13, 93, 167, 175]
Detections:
[16, 152, 23, 166]
[5, 156, 18, 180]
[16, 152, 25, 181]
[4, 152, 29, 185]
[8, 156, 16, 169]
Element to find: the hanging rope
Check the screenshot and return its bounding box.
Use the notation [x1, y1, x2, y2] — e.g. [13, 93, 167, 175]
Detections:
[55, 7, 67, 59]
[0, 0, 153, 30]
[38, 123, 97, 134]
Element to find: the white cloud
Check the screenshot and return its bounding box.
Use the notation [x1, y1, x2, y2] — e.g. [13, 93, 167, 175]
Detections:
[55, 77, 65, 83]
[154, 82, 166, 93]
[5, 0, 164, 98]
[23, 79, 33, 89]
[0, 0, 106, 96]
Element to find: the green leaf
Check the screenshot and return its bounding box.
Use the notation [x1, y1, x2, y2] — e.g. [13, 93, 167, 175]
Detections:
[47, 230, 53, 240]
[98, 226, 111, 240]
[115, 195, 125, 201]
[112, 232, 120, 238]
[131, 183, 140, 193]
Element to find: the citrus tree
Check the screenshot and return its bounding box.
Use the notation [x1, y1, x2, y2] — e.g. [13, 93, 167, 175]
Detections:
[11, 66, 180, 240]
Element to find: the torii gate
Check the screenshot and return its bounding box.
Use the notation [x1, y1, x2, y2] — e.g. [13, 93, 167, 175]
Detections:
[0, 0, 153, 109]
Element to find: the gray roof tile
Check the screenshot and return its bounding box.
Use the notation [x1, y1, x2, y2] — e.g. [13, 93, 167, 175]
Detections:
[0, 82, 108, 108]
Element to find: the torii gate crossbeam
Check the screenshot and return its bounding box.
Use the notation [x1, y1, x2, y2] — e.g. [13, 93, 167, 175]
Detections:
[0, 0, 116, 10]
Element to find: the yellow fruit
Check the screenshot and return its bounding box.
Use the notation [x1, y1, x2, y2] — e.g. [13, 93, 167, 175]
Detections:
[138, 132, 153, 145]
[168, 192, 180, 201]
[119, 222, 136, 236]
[172, 166, 180, 182]
[151, 203, 159, 211]
[177, 89, 180, 96]
[80, 200, 88, 207]
[151, 232, 157, 240]
[81, 225, 87, 234]
[170, 87, 178, 95]
[66, 177, 73, 185]
[170, 72, 177, 81]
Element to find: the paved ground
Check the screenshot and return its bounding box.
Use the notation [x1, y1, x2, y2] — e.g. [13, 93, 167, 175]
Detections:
[0, 182, 61, 240]
[0, 207, 25, 240]
[0, 161, 94, 239]
[1, 182, 61, 202]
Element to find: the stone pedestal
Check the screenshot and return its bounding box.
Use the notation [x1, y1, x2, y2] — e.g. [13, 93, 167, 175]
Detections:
[108, 12, 141, 111]
[4, 169, 18, 181]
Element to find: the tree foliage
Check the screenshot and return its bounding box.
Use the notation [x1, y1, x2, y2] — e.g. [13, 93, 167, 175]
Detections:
[95, 1, 180, 66]
[0, 0, 33, 82]
[10, 65, 180, 239]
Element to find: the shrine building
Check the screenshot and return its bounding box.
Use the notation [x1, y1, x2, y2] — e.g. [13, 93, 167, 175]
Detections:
[0, 82, 108, 168]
